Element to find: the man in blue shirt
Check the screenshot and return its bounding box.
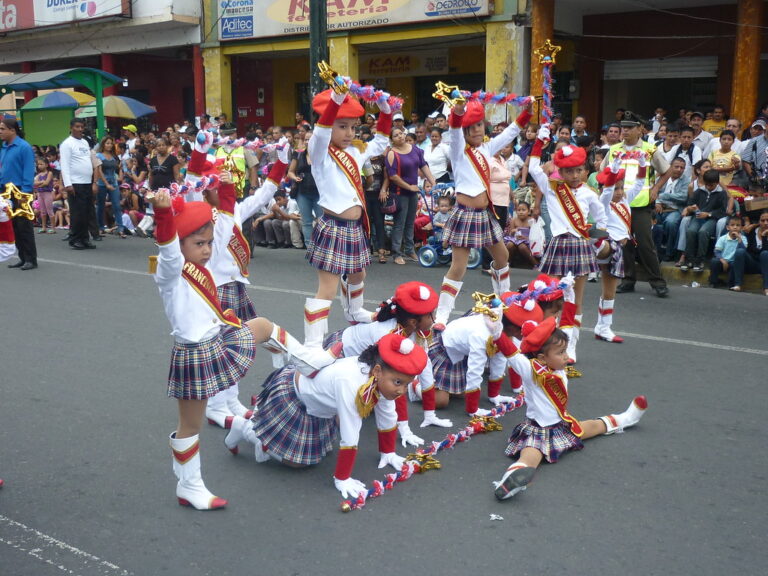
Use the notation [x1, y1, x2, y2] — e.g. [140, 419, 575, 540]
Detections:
[0, 117, 37, 270]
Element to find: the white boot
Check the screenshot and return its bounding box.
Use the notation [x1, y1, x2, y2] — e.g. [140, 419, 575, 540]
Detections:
[224, 415, 271, 462]
[170, 433, 227, 510]
[566, 314, 582, 363]
[340, 276, 375, 324]
[595, 298, 624, 343]
[600, 396, 648, 435]
[303, 297, 332, 348]
[224, 383, 254, 419]
[434, 277, 463, 327]
[493, 462, 536, 501]
[490, 264, 511, 296]
[263, 323, 339, 377]
[205, 390, 235, 429]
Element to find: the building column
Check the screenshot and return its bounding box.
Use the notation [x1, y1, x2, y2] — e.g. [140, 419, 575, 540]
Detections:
[203, 47, 232, 121]
[485, 21, 527, 124]
[329, 35, 358, 79]
[730, 0, 764, 125]
[21, 62, 35, 103]
[193, 45, 206, 118]
[101, 54, 118, 97]
[529, 0, 554, 100]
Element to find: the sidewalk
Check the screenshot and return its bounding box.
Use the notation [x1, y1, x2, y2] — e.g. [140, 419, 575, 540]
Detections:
[637, 262, 765, 293]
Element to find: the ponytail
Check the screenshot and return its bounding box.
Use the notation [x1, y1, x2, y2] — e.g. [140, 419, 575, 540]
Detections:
[375, 297, 422, 326]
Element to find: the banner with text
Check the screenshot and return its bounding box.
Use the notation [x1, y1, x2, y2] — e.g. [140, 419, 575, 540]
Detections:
[360, 50, 449, 78]
[219, 0, 490, 41]
[0, 0, 131, 34]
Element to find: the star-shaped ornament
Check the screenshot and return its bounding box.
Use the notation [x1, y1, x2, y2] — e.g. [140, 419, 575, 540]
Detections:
[534, 39, 562, 66]
[432, 81, 465, 106]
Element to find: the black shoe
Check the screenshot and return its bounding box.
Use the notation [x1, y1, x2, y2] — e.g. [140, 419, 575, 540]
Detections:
[256, 241, 268, 247]
[654, 285, 669, 298]
[7, 260, 24, 269]
[20, 262, 37, 271]
[282, 243, 293, 249]
[61, 234, 72, 241]
[70, 241, 87, 250]
[91, 236, 103, 241]
[83, 241, 97, 249]
[616, 283, 635, 294]
[267, 243, 278, 249]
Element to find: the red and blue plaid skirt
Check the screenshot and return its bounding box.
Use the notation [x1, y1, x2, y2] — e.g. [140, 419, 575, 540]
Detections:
[442, 204, 504, 249]
[322, 328, 345, 351]
[307, 214, 370, 275]
[217, 281, 258, 322]
[595, 238, 625, 278]
[504, 417, 584, 463]
[167, 325, 255, 400]
[252, 366, 338, 466]
[428, 331, 469, 395]
[539, 233, 597, 277]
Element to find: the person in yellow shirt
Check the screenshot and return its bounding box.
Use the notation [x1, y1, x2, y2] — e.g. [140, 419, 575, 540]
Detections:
[708, 130, 741, 188]
[702, 105, 727, 137]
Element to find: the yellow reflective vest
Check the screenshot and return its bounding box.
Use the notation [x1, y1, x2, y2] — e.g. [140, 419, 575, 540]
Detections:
[607, 140, 658, 207]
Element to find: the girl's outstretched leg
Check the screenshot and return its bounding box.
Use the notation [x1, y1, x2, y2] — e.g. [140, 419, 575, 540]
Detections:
[494, 447, 542, 501]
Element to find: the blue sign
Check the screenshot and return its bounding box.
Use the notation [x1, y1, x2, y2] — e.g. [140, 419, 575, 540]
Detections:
[221, 16, 253, 39]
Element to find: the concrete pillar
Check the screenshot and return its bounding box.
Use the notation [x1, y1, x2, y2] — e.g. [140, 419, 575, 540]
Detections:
[329, 35, 358, 79]
[529, 0, 554, 101]
[203, 47, 232, 121]
[485, 21, 527, 124]
[21, 62, 35, 103]
[730, 0, 764, 125]
[101, 54, 118, 97]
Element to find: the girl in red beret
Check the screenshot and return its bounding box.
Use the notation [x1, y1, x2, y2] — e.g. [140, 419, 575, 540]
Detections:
[498, 291, 544, 395]
[433, 99, 534, 327]
[149, 188, 336, 510]
[528, 124, 607, 364]
[322, 281, 453, 444]
[224, 333, 427, 500]
[303, 89, 393, 350]
[492, 317, 647, 500]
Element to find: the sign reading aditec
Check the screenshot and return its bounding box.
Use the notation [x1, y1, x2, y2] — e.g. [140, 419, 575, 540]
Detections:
[0, 0, 130, 33]
[219, 0, 490, 41]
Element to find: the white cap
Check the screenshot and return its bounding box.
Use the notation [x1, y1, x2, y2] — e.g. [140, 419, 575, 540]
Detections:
[393, 112, 404, 121]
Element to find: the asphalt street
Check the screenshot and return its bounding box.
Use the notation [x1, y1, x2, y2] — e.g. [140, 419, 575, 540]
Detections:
[1, 233, 766, 576]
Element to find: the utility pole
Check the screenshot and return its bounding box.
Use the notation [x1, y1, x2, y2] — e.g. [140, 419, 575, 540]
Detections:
[309, 0, 328, 96]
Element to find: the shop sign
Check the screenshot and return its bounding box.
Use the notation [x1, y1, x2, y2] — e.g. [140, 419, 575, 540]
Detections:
[360, 50, 448, 78]
[0, 0, 131, 33]
[218, 0, 490, 41]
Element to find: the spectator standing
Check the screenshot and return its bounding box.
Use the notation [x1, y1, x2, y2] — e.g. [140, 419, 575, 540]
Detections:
[703, 119, 745, 158]
[94, 136, 123, 237]
[570, 116, 588, 144]
[287, 131, 321, 245]
[414, 123, 429, 151]
[33, 156, 55, 235]
[482, 144, 514, 271]
[423, 128, 451, 183]
[0, 118, 37, 268]
[362, 153, 388, 263]
[123, 124, 139, 152]
[673, 126, 702, 179]
[60, 118, 96, 251]
[149, 137, 180, 190]
[708, 130, 741, 188]
[702, 105, 727, 137]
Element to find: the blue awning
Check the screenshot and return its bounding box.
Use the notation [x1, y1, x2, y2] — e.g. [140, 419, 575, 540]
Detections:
[0, 68, 122, 94]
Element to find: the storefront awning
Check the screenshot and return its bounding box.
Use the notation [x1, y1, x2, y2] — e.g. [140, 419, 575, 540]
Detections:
[604, 57, 718, 80]
[0, 68, 122, 95]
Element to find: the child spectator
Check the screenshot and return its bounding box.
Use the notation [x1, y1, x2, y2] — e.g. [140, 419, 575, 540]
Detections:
[741, 211, 768, 295]
[675, 126, 703, 179]
[504, 200, 538, 269]
[681, 169, 728, 272]
[708, 215, 747, 288]
[708, 130, 741, 188]
[33, 156, 55, 234]
[587, 148, 606, 190]
[433, 194, 453, 244]
[118, 183, 140, 235]
[53, 185, 70, 230]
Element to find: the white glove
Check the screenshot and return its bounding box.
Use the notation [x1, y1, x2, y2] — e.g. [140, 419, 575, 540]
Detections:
[397, 421, 425, 447]
[537, 124, 551, 141]
[489, 394, 516, 406]
[560, 271, 575, 302]
[276, 136, 291, 164]
[469, 408, 492, 417]
[610, 154, 623, 174]
[377, 94, 392, 115]
[420, 410, 453, 428]
[0, 197, 9, 222]
[378, 452, 406, 470]
[638, 152, 648, 168]
[330, 91, 347, 106]
[334, 476, 367, 499]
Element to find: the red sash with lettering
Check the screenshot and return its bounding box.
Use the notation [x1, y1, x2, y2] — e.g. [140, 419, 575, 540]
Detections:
[465, 145, 497, 217]
[227, 224, 251, 278]
[531, 360, 584, 437]
[328, 145, 370, 236]
[182, 261, 243, 328]
[610, 201, 632, 235]
[551, 180, 590, 239]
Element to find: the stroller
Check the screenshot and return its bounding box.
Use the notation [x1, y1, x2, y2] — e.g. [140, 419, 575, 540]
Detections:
[417, 183, 482, 269]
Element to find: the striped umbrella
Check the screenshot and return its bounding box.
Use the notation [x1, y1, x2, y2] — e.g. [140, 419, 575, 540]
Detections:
[21, 91, 94, 110]
[76, 95, 156, 119]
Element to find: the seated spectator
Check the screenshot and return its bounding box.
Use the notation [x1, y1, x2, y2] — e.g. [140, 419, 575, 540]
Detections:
[118, 183, 141, 235]
[681, 169, 728, 272]
[674, 126, 702, 179]
[432, 193, 453, 246]
[702, 105, 727, 137]
[659, 123, 680, 162]
[740, 210, 768, 295]
[708, 215, 747, 288]
[52, 182, 70, 230]
[504, 200, 538, 269]
[570, 115, 588, 144]
[709, 130, 741, 188]
[587, 148, 607, 190]
[653, 157, 690, 261]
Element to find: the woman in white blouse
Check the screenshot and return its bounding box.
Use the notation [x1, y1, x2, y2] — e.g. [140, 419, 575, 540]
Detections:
[424, 128, 452, 183]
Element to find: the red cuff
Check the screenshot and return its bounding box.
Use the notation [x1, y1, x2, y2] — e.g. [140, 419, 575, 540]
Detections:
[266, 160, 288, 186]
[448, 111, 464, 129]
[334, 446, 357, 480]
[465, 389, 481, 414]
[560, 301, 576, 328]
[422, 386, 436, 411]
[318, 99, 341, 127]
[637, 166, 648, 180]
[508, 368, 523, 392]
[153, 207, 176, 244]
[376, 112, 392, 137]
[395, 394, 408, 423]
[377, 428, 397, 454]
[488, 378, 502, 399]
[515, 110, 533, 129]
[494, 333, 518, 357]
[531, 138, 545, 158]
[218, 182, 236, 214]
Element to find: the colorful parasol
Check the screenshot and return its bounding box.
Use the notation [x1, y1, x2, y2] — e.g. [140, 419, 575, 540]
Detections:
[76, 95, 156, 119]
[21, 91, 94, 110]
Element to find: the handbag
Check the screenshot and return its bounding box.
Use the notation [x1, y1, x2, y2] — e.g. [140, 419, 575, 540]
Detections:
[381, 195, 397, 214]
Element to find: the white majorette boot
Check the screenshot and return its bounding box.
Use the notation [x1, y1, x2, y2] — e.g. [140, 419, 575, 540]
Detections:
[595, 298, 624, 343]
[170, 433, 227, 510]
[262, 323, 340, 377]
[340, 276, 375, 324]
[224, 383, 254, 419]
[565, 313, 582, 363]
[493, 462, 536, 501]
[303, 297, 332, 349]
[600, 396, 648, 435]
[490, 264, 511, 297]
[224, 415, 271, 462]
[434, 277, 463, 327]
[205, 390, 235, 429]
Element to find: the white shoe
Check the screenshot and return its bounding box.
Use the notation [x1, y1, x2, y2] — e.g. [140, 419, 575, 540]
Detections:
[420, 410, 453, 428]
[224, 415, 271, 462]
[594, 323, 624, 343]
[205, 392, 235, 429]
[263, 324, 340, 376]
[601, 396, 648, 435]
[493, 463, 535, 501]
[225, 384, 254, 418]
[170, 433, 227, 510]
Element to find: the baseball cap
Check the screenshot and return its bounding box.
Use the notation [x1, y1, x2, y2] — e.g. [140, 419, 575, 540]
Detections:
[393, 112, 404, 121]
[122, 124, 138, 133]
[751, 119, 766, 129]
[219, 122, 237, 135]
[689, 111, 704, 120]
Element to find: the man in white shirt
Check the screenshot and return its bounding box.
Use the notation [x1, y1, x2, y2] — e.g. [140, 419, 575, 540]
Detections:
[689, 111, 713, 151]
[703, 118, 745, 158]
[673, 126, 702, 179]
[122, 124, 138, 152]
[60, 119, 96, 250]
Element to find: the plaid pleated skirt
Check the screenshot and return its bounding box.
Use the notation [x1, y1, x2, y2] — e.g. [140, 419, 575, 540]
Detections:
[595, 239, 625, 278]
[252, 366, 338, 466]
[167, 325, 256, 400]
[322, 328, 345, 351]
[539, 233, 598, 277]
[428, 331, 469, 395]
[504, 417, 584, 463]
[307, 213, 370, 275]
[217, 281, 258, 322]
[442, 204, 503, 249]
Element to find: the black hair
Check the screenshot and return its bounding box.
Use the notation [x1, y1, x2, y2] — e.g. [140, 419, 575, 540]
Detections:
[538, 298, 563, 316]
[702, 169, 720, 185]
[524, 328, 569, 359]
[359, 343, 386, 373]
[1, 117, 23, 138]
[670, 156, 687, 165]
[727, 214, 743, 225]
[517, 200, 531, 209]
[375, 297, 426, 327]
[435, 113, 446, 120]
[680, 126, 695, 135]
[666, 122, 681, 133]
[720, 129, 735, 139]
[437, 195, 455, 206]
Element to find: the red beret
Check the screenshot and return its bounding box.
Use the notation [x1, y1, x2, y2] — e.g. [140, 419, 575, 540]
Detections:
[378, 333, 427, 376]
[312, 89, 365, 120]
[394, 282, 438, 316]
[520, 317, 558, 354]
[461, 100, 486, 127]
[175, 201, 213, 239]
[553, 145, 587, 168]
[596, 167, 625, 186]
[527, 274, 563, 302]
[501, 292, 544, 327]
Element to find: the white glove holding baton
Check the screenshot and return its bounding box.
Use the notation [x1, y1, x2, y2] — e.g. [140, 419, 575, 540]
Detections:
[377, 451, 406, 470]
[334, 476, 367, 499]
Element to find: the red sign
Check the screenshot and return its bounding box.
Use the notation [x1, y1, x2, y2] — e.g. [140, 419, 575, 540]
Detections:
[0, 0, 35, 32]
